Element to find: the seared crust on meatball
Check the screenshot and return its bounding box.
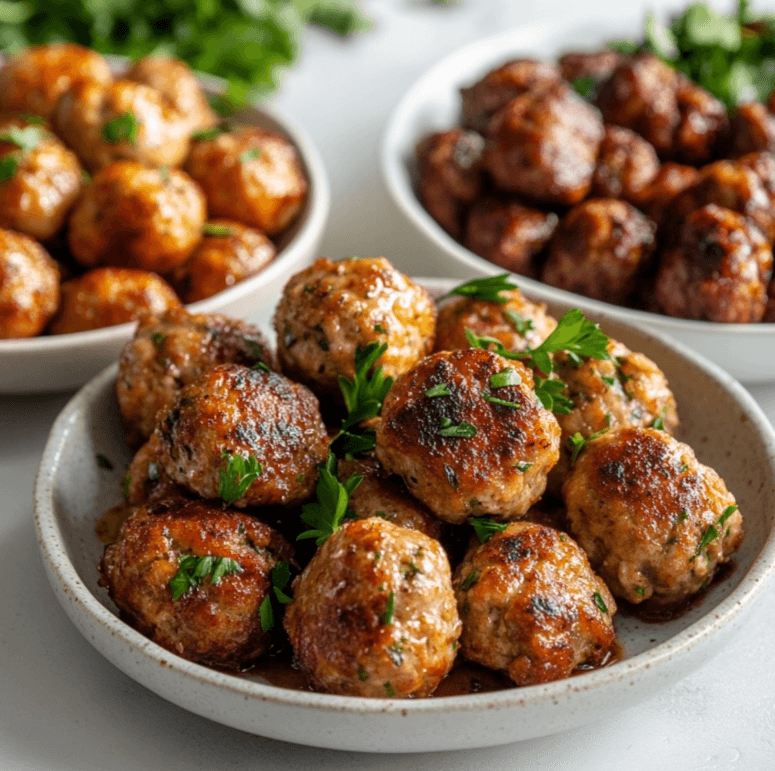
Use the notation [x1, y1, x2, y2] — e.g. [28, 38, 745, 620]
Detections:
[116, 307, 277, 448]
[0, 228, 59, 338]
[630, 162, 699, 226]
[284, 517, 460, 697]
[563, 427, 743, 606]
[765, 275, 775, 322]
[68, 161, 206, 273]
[158, 363, 328, 507]
[558, 50, 624, 86]
[99, 498, 293, 669]
[454, 521, 616, 686]
[591, 124, 660, 201]
[274, 257, 436, 400]
[124, 432, 183, 505]
[673, 76, 729, 165]
[184, 126, 307, 236]
[376, 348, 561, 524]
[728, 102, 775, 158]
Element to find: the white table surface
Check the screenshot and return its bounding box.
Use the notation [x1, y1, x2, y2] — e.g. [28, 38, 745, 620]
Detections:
[4, 0, 775, 768]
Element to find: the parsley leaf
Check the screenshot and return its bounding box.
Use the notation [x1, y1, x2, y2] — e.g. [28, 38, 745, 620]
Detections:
[490, 368, 521, 388]
[469, 516, 507, 543]
[259, 560, 293, 632]
[593, 592, 609, 614]
[239, 147, 262, 163]
[571, 76, 598, 99]
[425, 383, 451, 397]
[533, 376, 573, 414]
[0, 125, 45, 151]
[0, 154, 18, 183]
[445, 273, 518, 304]
[100, 111, 139, 145]
[483, 392, 521, 409]
[170, 554, 243, 600]
[218, 451, 262, 504]
[567, 428, 610, 466]
[438, 417, 477, 437]
[460, 569, 480, 591]
[203, 223, 233, 237]
[380, 591, 395, 625]
[192, 125, 227, 142]
[505, 311, 535, 336]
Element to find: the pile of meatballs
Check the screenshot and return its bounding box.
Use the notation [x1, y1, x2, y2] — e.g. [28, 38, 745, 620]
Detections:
[98, 256, 743, 698]
[416, 49, 775, 323]
[0, 43, 307, 339]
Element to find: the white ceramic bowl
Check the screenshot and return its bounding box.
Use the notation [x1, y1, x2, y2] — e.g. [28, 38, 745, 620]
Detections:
[33, 278, 775, 753]
[381, 16, 775, 384]
[0, 66, 330, 395]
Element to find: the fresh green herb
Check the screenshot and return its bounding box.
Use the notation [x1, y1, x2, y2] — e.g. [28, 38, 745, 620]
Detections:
[0, 154, 18, 183]
[203, 223, 233, 237]
[571, 76, 598, 99]
[600, 373, 616, 387]
[652, 408, 667, 431]
[438, 416, 477, 438]
[19, 114, 45, 125]
[170, 554, 243, 600]
[96, 453, 114, 470]
[425, 383, 451, 397]
[567, 428, 609, 466]
[445, 273, 518, 304]
[121, 472, 131, 499]
[469, 516, 507, 543]
[239, 147, 262, 163]
[151, 332, 166, 347]
[635, 586, 645, 597]
[100, 111, 139, 144]
[374, 323, 387, 334]
[380, 591, 395, 625]
[593, 592, 609, 614]
[533, 376, 574, 414]
[483, 392, 521, 410]
[81, 169, 91, 185]
[0, 125, 44, 150]
[253, 361, 271, 372]
[718, 504, 738, 527]
[358, 666, 369, 681]
[692, 523, 720, 561]
[505, 311, 535, 336]
[516, 461, 532, 472]
[258, 560, 293, 632]
[678, 510, 689, 523]
[192, 125, 227, 142]
[386, 642, 403, 666]
[384, 681, 396, 697]
[680, 463, 690, 473]
[490, 368, 521, 388]
[460, 570, 480, 591]
[217, 451, 262, 504]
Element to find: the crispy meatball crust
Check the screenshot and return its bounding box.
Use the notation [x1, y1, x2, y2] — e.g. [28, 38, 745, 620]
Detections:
[184, 127, 307, 236]
[99, 498, 293, 669]
[116, 307, 277, 448]
[158, 363, 328, 507]
[375, 348, 561, 524]
[284, 517, 461, 698]
[0, 228, 59, 338]
[68, 161, 206, 273]
[48, 267, 180, 335]
[728, 102, 775, 158]
[454, 521, 617, 686]
[563, 427, 743, 607]
[124, 432, 183, 505]
[591, 124, 660, 201]
[274, 257, 436, 400]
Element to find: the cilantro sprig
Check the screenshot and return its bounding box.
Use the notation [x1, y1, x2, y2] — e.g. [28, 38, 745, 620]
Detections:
[445, 274, 518, 304]
[259, 560, 293, 632]
[218, 451, 262, 505]
[469, 517, 507, 543]
[170, 554, 243, 600]
[567, 428, 610, 466]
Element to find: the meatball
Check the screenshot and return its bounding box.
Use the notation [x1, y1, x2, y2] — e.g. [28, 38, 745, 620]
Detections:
[375, 348, 561, 524]
[558, 50, 624, 86]
[0, 115, 83, 241]
[274, 257, 436, 401]
[460, 58, 562, 135]
[116, 307, 277, 448]
[284, 517, 460, 697]
[483, 82, 604, 206]
[737, 151, 775, 230]
[673, 76, 729, 165]
[54, 79, 191, 172]
[0, 228, 59, 338]
[453, 521, 617, 686]
[48, 267, 180, 335]
[728, 102, 775, 158]
[764, 276, 775, 322]
[541, 198, 657, 305]
[0, 43, 112, 119]
[591, 124, 660, 201]
[171, 220, 275, 303]
[157, 363, 328, 507]
[185, 126, 307, 236]
[630, 162, 699, 226]
[463, 196, 558, 276]
[433, 287, 557, 354]
[99, 498, 293, 670]
[123, 432, 183, 505]
[68, 161, 206, 274]
[655, 204, 773, 323]
[415, 129, 485, 240]
[563, 427, 743, 607]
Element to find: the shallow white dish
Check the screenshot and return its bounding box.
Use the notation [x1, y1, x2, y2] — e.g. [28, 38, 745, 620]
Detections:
[33, 277, 775, 753]
[381, 16, 775, 384]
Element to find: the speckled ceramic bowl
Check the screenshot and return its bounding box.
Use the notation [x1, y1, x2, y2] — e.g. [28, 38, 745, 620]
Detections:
[33, 279, 775, 752]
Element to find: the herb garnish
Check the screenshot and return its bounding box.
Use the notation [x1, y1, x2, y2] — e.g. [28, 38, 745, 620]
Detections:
[0, 125, 45, 151]
[259, 560, 293, 632]
[192, 125, 227, 142]
[203, 223, 233, 237]
[100, 111, 139, 144]
[384, 682, 396, 697]
[438, 417, 477, 437]
[460, 570, 480, 591]
[95, 453, 114, 470]
[445, 273, 518, 304]
[0, 154, 18, 183]
[483, 392, 521, 409]
[691, 504, 738, 561]
[469, 516, 507, 543]
[505, 311, 535, 336]
[425, 383, 451, 397]
[380, 591, 395, 625]
[571, 76, 598, 99]
[593, 592, 609, 614]
[567, 428, 610, 466]
[218, 451, 262, 504]
[239, 147, 261, 163]
[490, 368, 521, 388]
[170, 554, 243, 600]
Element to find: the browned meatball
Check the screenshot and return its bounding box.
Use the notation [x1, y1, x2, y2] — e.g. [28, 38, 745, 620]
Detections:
[630, 162, 700, 226]
[0, 44, 112, 119]
[0, 115, 83, 240]
[48, 267, 180, 335]
[116, 307, 277, 449]
[542, 198, 657, 305]
[453, 521, 617, 686]
[673, 76, 729, 165]
[484, 82, 604, 206]
[460, 58, 562, 135]
[274, 257, 436, 401]
[99, 498, 293, 670]
[0, 228, 59, 338]
[463, 196, 558, 276]
[728, 102, 775, 158]
[185, 127, 307, 236]
[157, 364, 328, 507]
[284, 517, 460, 697]
[433, 287, 557, 354]
[68, 161, 206, 273]
[123, 432, 183, 505]
[171, 220, 275, 303]
[737, 151, 775, 230]
[563, 427, 743, 607]
[375, 348, 561, 524]
[415, 129, 485, 240]
[655, 204, 773, 323]
[765, 275, 775, 322]
[558, 50, 624, 85]
[591, 124, 660, 201]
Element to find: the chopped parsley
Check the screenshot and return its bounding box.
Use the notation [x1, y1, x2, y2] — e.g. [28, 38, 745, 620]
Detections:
[259, 560, 293, 632]
[490, 368, 521, 389]
[593, 592, 609, 614]
[203, 223, 233, 237]
[567, 428, 609, 466]
[95, 453, 114, 470]
[170, 554, 243, 600]
[516, 461, 532, 472]
[460, 570, 480, 591]
[374, 323, 387, 334]
[192, 125, 227, 142]
[380, 591, 395, 625]
[384, 682, 396, 697]
[505, 310, 535, 336]
[100, 111, 139, 144]
[0, 154, 18, 183]
[239, 147, 262, 163]
[691, 505, 738, 561]
[483, 392, 521, 410]
[358, 667, 369, 681]
[445, 273, 518, 304]
[0, 125, 45, 151]
[425, 383, 451, 397]
[469, 516, 507, 543]
[438, 417, 476, 437]
[218, 451, 262, 504]
[571, 76, 598, 99]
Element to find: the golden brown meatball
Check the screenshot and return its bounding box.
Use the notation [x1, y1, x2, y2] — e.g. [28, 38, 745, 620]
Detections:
[99, 498, 293, 670]
[591, 124, 660, 201]
[0, 44, 112, 119]
[376, 348, 561, 524]
[284, 517, 460, 698]
[68, 161, 206, 273]
[0, 228, 59, 338]
[116, 307, 277, 449]
[48, 267, 180, 335]
[171, 220, 275, 303]
[185, 126, 307, 236]
[453, 521, 617, 686]
[558, 50, 624, 86]
[563, 427, 743, 607]
[630, 162, 700, 227]
[274, 257, 436, 401]
[157, 363, 328, 507]
[728, 102, 775, 158]
[123, 432, 183, 505]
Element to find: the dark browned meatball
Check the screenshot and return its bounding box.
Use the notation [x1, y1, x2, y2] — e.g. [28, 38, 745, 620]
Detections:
[463, 196, 558, 276]
[483, 82, 604, 206]
[99, 498, 293, 670]
[123, 432, 183, 505]
[591, 124, 660, 201]
[415, 129, 485, 239]
[728, 102, 775, 158]
[765, 275, 775, 322]
[673, 76, 729, 165]
[284, 517, 460, 697]
[558, 50, 624, 86]
[541, 198, 656, 305]
[737, 151, 775, 230]
[655, 204, 773, 323]
[630, 162, 700, 226]
[453, 521, 617, 686]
